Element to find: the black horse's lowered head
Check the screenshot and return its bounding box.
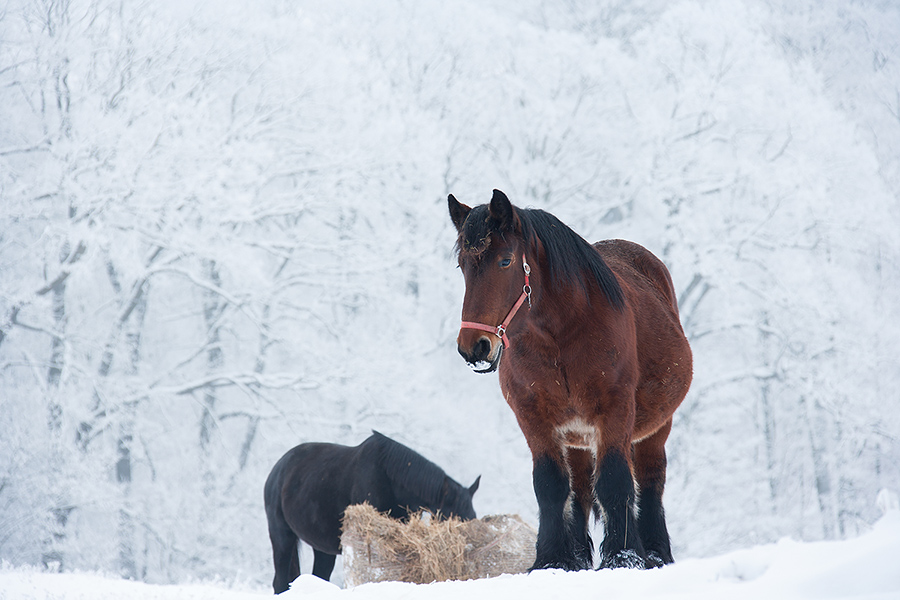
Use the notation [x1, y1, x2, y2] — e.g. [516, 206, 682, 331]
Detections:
[373, 430, 480, 521]
[435, 474, 481, 520]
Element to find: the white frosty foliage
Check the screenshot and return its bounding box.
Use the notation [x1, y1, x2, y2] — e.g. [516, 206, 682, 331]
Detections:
[0, 0, 898, 589]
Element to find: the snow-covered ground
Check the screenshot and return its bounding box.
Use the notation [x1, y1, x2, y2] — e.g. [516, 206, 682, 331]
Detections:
[3, 509, 899, 600]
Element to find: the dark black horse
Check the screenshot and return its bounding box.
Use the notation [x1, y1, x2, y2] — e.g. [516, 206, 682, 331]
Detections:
[264, 431, 480, 594]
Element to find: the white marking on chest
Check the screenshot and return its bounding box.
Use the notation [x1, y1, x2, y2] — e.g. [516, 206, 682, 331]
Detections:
[556, 419, 599, 450]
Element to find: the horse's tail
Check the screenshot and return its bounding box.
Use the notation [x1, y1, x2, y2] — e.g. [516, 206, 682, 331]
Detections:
[265, 452, 302, 592]
[263, 454, 285, 519]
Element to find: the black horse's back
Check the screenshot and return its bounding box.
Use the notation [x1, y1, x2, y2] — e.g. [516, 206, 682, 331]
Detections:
[264, 432, 480, 594]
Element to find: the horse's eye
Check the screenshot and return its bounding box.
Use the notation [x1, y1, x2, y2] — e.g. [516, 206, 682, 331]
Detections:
[499, 257, 512, 268]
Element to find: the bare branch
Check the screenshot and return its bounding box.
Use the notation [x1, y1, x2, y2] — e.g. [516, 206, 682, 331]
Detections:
[154, 372, 318, 396]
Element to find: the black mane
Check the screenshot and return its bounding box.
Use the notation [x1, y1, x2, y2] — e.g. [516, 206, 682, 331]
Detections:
[371, 431, 446, 505]
[459, 204, 625, 310]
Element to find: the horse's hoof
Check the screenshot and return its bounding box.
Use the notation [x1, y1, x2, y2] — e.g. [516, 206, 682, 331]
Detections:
[645, 552, 665, 569]
[644, 551, 672, 568]
[529, 557, 591, 572]
[598, 549, 647, 570]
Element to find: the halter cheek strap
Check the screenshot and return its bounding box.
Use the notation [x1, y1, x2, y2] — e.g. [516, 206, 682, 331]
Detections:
[460, 255, 532, 349]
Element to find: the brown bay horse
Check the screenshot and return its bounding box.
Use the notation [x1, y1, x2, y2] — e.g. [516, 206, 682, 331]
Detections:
[448, 190, 692, 570]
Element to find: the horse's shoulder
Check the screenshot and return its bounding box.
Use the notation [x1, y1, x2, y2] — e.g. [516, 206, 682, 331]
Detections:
[359, 432, 408, 477]
[362, 431, 391, 458]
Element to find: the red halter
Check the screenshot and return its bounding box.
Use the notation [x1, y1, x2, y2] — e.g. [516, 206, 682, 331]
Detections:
[460, 255, 532, 349]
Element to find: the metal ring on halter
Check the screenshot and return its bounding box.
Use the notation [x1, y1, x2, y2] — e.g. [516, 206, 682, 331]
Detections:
[522, 256, 532, 308]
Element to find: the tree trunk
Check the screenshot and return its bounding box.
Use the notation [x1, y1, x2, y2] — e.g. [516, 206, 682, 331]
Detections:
[117, 279, 148, 580]
[800, 394, 838, 539]
[199, 260, 224, 497]
[42, 242, 71, 571]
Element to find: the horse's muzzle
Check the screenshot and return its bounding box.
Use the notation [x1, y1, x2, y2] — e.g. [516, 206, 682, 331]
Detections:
[458, 335, 502, 373]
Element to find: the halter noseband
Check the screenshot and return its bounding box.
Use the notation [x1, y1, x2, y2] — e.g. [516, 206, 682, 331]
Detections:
[460, 255, 532, 349]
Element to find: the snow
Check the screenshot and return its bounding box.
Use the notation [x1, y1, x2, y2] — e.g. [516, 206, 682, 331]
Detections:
[2, 0, 900, 592]
[3, 510, 899, 599]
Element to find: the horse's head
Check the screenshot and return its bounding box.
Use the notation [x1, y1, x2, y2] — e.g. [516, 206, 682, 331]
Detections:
[433, 475, 480, 521]
[374, 431, 481, 522]
[449, 189, 532, 373]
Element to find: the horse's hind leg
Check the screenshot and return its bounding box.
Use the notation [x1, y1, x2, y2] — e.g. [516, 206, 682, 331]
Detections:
[312, 550, 336, 581]
[269, 522, 300, 594]
[633, 419, 674, 566]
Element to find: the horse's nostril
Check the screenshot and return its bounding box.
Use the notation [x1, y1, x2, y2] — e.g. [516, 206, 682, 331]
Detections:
[473, 337, 491, 362]
[458, 337, 494, 366]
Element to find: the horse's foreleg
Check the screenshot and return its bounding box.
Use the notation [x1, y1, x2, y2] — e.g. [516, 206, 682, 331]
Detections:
[633, 418, 674, 566]
[312, 550, 337, 581]
[595, 446, 647, 569]
[531, 452, 584, 571]
[567, 448, 596, 568]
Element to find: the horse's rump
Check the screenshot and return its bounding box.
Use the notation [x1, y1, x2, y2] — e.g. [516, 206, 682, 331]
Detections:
[593, 240, 692, 439]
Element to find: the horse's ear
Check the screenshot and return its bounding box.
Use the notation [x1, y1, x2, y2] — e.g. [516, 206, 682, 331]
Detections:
[468, 475, 481, 496]
[448, 194, 471, 232]
[489, 189, 514, 231]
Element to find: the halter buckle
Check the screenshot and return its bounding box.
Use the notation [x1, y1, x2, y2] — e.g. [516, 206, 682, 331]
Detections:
[522, 255, 532, 308]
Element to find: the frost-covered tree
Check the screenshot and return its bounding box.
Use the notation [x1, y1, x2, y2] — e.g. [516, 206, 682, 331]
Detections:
[2, 0, 899, 586]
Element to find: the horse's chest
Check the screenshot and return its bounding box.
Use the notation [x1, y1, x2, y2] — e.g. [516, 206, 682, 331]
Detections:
[501, 369, 570, 410]
[501, 361, 595, 431]
[503, 382, 601, 450]
[555, 418, 599, 449]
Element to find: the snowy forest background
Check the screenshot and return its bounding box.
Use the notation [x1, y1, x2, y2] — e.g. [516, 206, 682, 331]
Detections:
[1, 0, 899, 589]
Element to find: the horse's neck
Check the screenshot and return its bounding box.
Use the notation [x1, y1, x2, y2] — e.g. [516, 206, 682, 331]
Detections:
[390, 471, 437, 505]
[530, 279, 593, 341]
[378, 446, 441, 510]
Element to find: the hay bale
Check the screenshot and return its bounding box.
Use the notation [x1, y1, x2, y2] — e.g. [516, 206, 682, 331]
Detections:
[341, 503, 536, 587]
[460, 513, 538, 578]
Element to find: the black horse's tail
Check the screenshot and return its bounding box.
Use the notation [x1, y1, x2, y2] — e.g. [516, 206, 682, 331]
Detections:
[265, 453, 301, 594]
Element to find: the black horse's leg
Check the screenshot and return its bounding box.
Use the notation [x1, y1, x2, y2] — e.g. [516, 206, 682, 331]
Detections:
[311, 550, 337, 581]
[633, 419, 674, 566]
[289, 543, 300, 582]
[595, 447, 647, 569]
[531, 453, 584, 571]
[269, 523, 300, 594]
